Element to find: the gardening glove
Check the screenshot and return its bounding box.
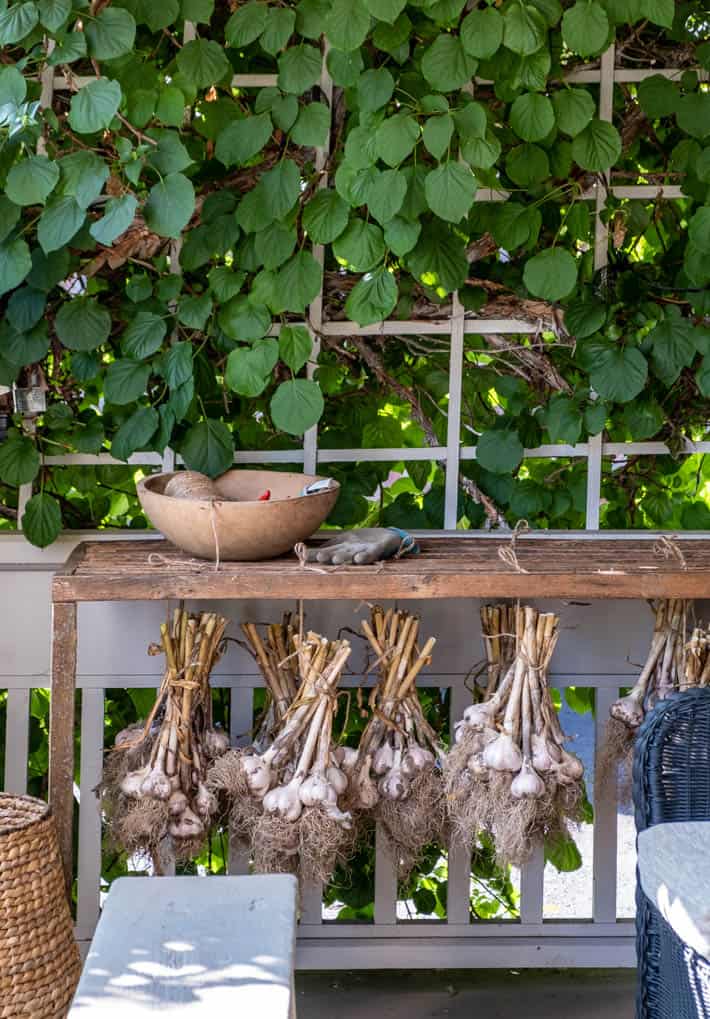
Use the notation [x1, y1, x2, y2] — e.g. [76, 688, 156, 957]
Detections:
[296, 527, 419, 566]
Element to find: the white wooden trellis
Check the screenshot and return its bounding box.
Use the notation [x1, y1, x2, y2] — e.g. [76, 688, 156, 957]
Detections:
[4, 31, 707, 968]
[22, 45, 706, 530]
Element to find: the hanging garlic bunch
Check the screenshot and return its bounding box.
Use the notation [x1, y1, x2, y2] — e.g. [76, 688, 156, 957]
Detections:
[212, 628, 354, 883]
[103, 608, 229, 868]
[350, 607, 442, 875]
[207, 616, 300, 840]
[445, 604, 584, 868]
[604, 600, 700, 788]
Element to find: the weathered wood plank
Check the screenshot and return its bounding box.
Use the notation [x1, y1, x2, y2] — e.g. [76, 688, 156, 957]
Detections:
[49, 600, 77, 894]
[51, 537, 710, 603]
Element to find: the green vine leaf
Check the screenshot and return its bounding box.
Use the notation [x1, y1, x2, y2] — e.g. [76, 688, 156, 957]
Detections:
[562, 1, 610, 56]
[38, 0, 71, 32]
[89, 194, 138, 246]
[225, 2, 268, 46]
[277, 43, 322, 94]
[6, 156, 60, 207]
[144, 173, 195, 238]
[325, 0, 371, 51]
[122, 312, 168, 359]
[334, 219, 386, 271]
[215, 113, 273, 166]
[68, 78, 122, 134]
[279, 325, 312, 373]
[0, 237, 32, 297]
[0, 2, 39, 44]
[55, 298, 112, 351]
[503, 1, 547, 55]
[523, 248, 578, 301]
[270, 378, 324, 435]
[476, 431, 524, 474]
[345, 267, 398, 326]
[111, 406, 159, 461]
[22, 493, 62, 548]
[104, 358, 152, 405]
[181, 418, 234, 476]
[225, 339, 279, 397]
[0, 432, 40, 486]
[510, 93, 555, 142]
[85, 8, 136, 60]
[584, 342, 648, 403]
[571, 119, 622, 170]
[460, 7, 503, 60]
[424, 162, 477, 224]
[176, 38, 230, 87]
[552, 89, 596, 137]
[422, 35, 477, 92]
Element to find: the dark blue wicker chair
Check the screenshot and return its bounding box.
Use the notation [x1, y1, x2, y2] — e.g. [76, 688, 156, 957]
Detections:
[633, 688, 710, 1019]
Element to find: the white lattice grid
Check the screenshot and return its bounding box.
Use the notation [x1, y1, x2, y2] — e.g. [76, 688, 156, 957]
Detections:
[18, 37, 709, 533]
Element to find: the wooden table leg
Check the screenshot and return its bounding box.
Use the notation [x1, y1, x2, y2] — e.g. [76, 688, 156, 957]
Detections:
[49, 601, 78, 895]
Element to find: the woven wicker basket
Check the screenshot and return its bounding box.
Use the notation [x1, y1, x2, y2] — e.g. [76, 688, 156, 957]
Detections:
[0, 794, 81, 1018]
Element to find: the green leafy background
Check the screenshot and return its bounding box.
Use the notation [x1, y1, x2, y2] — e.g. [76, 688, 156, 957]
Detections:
[0, 0, 709, 544]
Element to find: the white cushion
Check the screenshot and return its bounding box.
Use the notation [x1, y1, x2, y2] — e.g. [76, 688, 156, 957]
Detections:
[638, 821, 710, 959]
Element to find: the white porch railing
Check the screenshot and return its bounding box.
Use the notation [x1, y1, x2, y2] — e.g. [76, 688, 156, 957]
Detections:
[1, 533, 645, 968]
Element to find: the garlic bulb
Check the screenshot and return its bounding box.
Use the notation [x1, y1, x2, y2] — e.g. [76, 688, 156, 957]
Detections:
[299, 774, 334, 807]
[462, 703, 494, 729]
[336, 746, 358, 772]
[205, 728, 230, 756]
[559, 750, 584, 780]
[168, 790, 188, 817]
[263, 781, 304, 821]
[482, 732, 522, 772]
[169, 806, 204, 839]
[402, 746, 435, 777]
[327, 765, 348, 795]
[510, 760, 545, 799]
[373, 742, 394, 775]
[378, 768, 410, 801]
[114, 726, 138, 748]
[610, 690, 645, 729]
[531, 733, 554, 772]
[140, 765, 171, 800]
[195, 782, 216, 818]
[120, 765, 150, 798]
[242, 754, 272, 796]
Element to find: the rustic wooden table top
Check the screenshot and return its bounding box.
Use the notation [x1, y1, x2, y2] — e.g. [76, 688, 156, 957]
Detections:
[51, 535, 710, 602]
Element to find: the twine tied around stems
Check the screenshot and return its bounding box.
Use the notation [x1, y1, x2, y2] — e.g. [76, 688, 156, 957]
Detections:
[653, 535, 687, 570]
[498, 519, 530, 573]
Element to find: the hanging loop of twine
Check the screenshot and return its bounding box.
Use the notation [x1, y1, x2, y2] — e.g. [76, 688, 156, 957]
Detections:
[498, 519, 530, 574]
[653, 535, 687, 570]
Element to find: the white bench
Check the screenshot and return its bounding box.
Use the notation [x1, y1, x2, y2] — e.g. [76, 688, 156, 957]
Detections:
[69, 875, 298, 1017]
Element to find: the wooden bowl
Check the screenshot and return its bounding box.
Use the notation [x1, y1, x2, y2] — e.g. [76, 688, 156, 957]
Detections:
[137, 470, 340, 561]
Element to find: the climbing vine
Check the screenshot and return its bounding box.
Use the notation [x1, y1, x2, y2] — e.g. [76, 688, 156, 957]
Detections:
[0, 0, 709, 544]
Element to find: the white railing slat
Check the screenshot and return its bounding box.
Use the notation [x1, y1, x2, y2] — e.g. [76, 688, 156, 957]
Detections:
[447, 683, 472, 924]
[76, 688, 105, 930]
[4, 688, 30, 795]
[593, 687, 620, 923]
